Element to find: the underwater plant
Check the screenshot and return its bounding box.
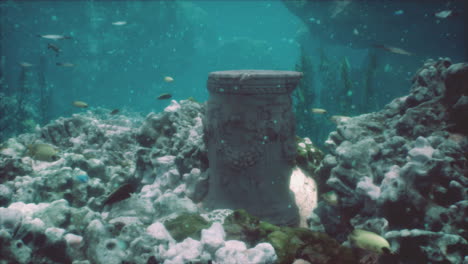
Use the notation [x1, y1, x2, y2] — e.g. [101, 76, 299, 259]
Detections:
[361, 51, 379, 113]
[37, 56, 52, 125]
[293, 46, 317, 139]
[0, 56, 5, 94]
[340, 56, 354, 115]
[16, 64, 31, 116]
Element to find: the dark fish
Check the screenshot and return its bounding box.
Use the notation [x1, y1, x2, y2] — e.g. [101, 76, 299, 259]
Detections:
[373, 44, 412, 56]
[47, 43, 61, 57]
[56, 62, 75, 67]
[102, 183, 136, 206]
[110, 109, 120, 115]
[19, 62, 33, 68]
[157, 93, 172, 100]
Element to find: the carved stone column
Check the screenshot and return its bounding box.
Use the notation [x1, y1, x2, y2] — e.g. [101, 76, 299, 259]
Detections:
[203, 70, 302, 226]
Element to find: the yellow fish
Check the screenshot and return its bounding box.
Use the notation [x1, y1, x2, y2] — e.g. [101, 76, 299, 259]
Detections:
[348, 229, 392, 255]
[321, 191, 338, 206]
[311, 108, 327, 114]
[164, 76, 174, 83]
[73, 101, 88, 108]
[27, 143, 60, 162]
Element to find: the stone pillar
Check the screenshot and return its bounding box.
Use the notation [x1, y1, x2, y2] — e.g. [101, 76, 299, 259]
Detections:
[203, 70, 302, 226]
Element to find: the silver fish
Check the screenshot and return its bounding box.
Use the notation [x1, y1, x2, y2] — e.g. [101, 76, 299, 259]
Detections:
[112, 21, 127, 26]
[38, 34, 72, 40]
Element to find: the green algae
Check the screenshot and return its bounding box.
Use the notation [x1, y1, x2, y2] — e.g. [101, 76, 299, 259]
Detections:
[163, 210, 357, 263]
[295, 136, 324, 173]
[222, 209, 357, 264]
[164, 213, 210, 242]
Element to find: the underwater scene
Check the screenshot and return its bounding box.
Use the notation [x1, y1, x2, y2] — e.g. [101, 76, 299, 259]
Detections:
[0, 0, 467, 263]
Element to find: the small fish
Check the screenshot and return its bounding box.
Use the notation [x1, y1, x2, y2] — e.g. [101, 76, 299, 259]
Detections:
[47, 43, 61, 56]
[373, 44, 412, 56]
[330, 0, 351, 18]
[164, 76, 174, 83]
[110, 109, 120, 115]
[434, 10, 457, 19]
[103, 183, 136, 206]
[112, 21, 127, 26]
[73, 101, 88, 108]
[348, 229, 392, 255]
[311, 108, 327, 114]
[393, 10, 404, 16]
[56, 62, 75, 67]
[19, 62, 33, 67]
[75, 174, 89, 183]
[37, 34, 72, 40]
[330, 115, 351, 125]
[321, 191, 338, 206]
[27, 143, 60, 162]
[157, 93, 172, 100]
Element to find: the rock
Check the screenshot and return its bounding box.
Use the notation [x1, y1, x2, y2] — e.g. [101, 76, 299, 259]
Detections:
[161, 237, 203, 262]
[245, 243, 277, 264]
[214, 240, 248, 263]
[147, 222, 175, 246]
[443, 63, 468, 106]
[0, 184, 13, 206]
[64, 233, 84, 248]
[313, 59, 468, 263]
[0, 208, 23, 237]
[33, 199, 71, 228]
[94, 238, 127, 264]
[135, 100, 208, 189]
[386, 229, 468, 264]
[200, 222, 225, 254]
[153, 193, 199, 220]
[164, 100, 181, 113]
[183, 168, 209, 202]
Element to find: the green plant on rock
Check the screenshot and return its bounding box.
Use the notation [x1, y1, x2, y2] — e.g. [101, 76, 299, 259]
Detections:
[223, 209, 264, 246]
[295, 136, 325, 174]
[222, 209, 358, 264]
[164, 213, 210, 242]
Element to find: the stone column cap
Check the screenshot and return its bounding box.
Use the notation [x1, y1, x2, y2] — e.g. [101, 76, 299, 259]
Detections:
[207, 70, 303, 95]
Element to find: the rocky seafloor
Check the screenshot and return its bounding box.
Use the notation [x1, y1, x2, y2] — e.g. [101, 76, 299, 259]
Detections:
[314, 59, 468, 264]
[0, 59, 467, 264]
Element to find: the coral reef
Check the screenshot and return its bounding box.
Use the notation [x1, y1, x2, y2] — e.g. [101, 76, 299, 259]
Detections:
[0, 99, 280, 264]
[1, 59, 467, 263]
[313, 59, 468, 264]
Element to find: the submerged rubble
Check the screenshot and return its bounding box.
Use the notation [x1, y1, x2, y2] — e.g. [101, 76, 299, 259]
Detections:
[0, 100, 282, 264]
[0, 60, 467, 264]
[314, 59, 468, 264]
